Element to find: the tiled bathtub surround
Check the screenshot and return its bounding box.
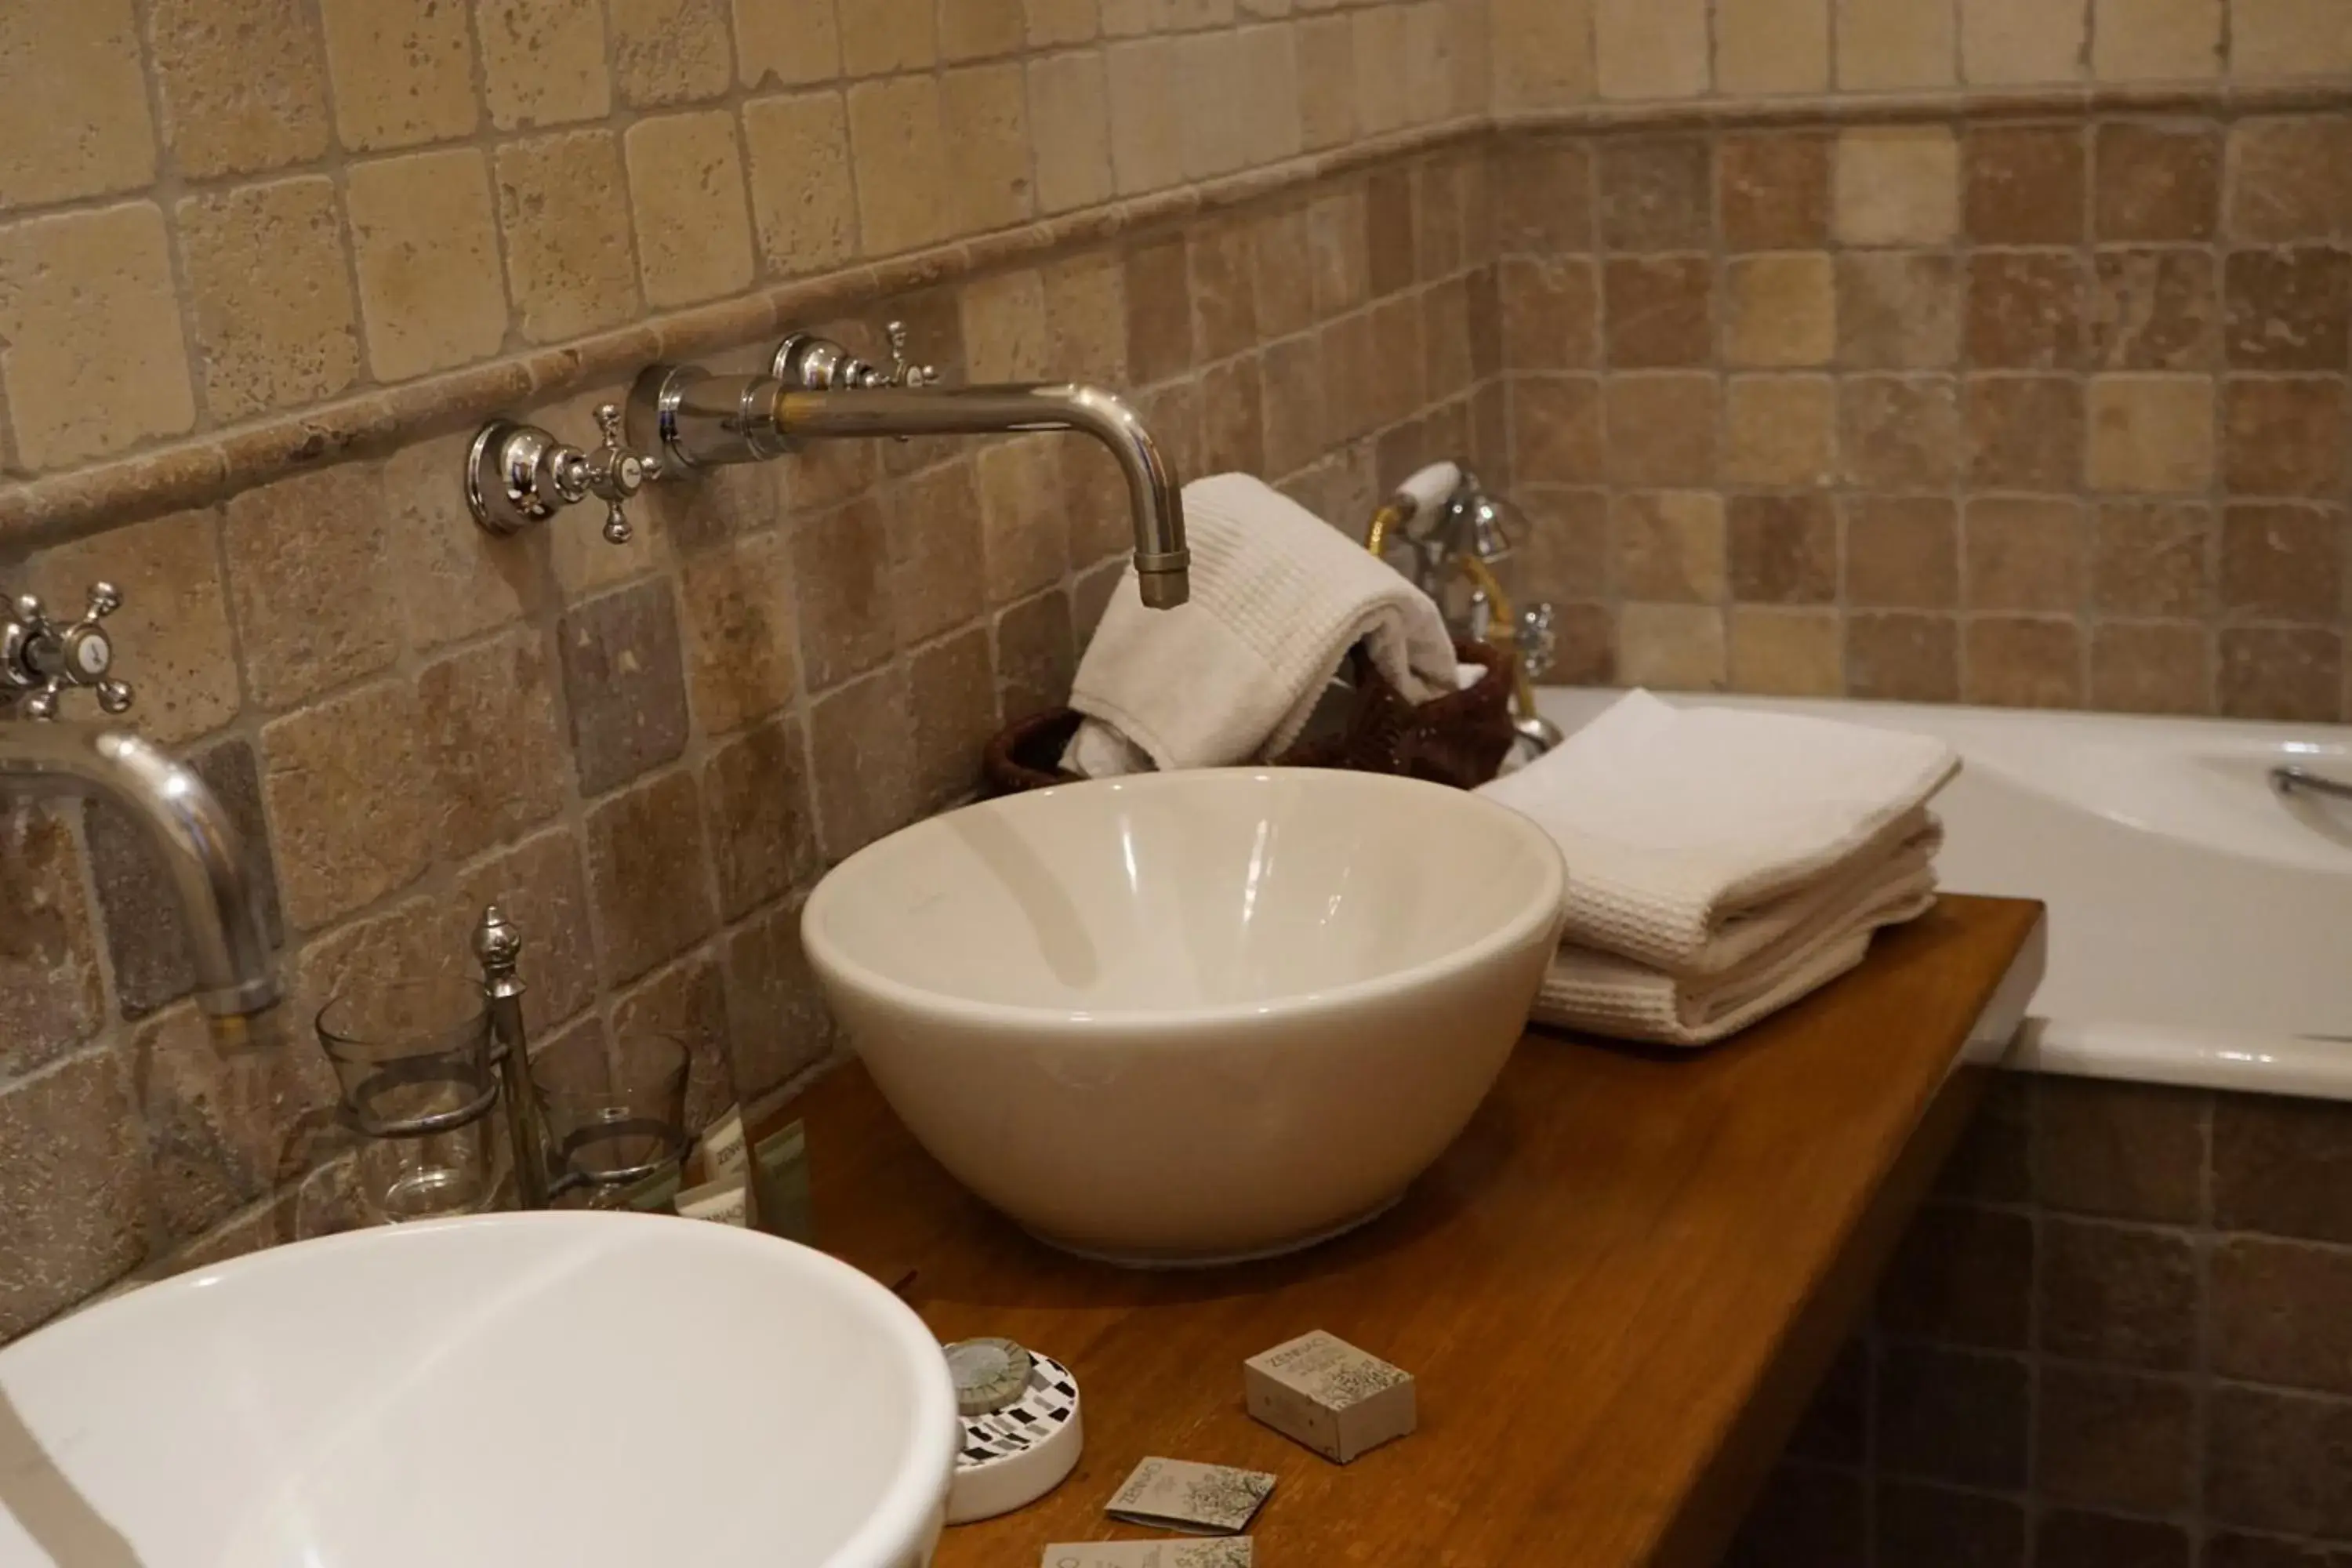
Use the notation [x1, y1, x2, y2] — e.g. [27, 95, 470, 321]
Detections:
[1495, 109, 2352, 722]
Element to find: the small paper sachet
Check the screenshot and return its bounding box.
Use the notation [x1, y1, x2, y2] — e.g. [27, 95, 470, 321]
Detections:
[1042, 1540, 1253, 1568]
[1104, 1457, 1275, 1535]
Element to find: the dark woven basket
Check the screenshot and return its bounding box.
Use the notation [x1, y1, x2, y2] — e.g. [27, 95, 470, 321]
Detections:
[982, 638, 1519, 796]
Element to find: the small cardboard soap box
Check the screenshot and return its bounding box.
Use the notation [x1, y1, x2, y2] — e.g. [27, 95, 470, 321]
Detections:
[1243, 1330, 1417, 1464]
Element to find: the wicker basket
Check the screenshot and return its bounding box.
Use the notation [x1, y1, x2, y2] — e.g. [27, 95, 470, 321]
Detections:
[981, 638, 1519, 796]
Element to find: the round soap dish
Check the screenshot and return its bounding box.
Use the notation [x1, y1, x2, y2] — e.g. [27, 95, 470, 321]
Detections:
[945, 1348, 1083, 1524]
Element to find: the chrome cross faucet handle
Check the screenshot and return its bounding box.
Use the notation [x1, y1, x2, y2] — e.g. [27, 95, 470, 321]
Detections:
[880, 321, 939, 390]
[2, 583, 133, 720]
[466, 401, 660, 544]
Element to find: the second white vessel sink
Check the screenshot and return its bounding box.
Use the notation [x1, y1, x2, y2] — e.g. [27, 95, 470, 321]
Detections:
[804, 768, 1568, 1265]
[0, 1212, 956, 1568]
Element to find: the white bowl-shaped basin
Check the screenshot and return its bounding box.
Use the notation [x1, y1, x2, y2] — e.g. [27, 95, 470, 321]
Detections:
[0, 1213, 956, 1568]
[803, 769, 1568, 1264]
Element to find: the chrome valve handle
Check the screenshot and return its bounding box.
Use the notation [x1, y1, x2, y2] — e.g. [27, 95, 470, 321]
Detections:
[2, 583, 133, 720]
[466, 402, 659, 544]
[880, 321, 939, 390]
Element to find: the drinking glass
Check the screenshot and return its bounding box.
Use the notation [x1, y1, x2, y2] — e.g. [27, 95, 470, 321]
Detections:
[533, 1029, 691, 1205]
[317, 975, 502, 1223]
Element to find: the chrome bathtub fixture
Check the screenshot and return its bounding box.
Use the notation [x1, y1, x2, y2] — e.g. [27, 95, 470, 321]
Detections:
[628, 321, 1192, 608]
[1386, 468, 1563, 755]
[2274, 765, 2352, 803]
[466, 401, 661, 545]
[0, 583, 280, 1022]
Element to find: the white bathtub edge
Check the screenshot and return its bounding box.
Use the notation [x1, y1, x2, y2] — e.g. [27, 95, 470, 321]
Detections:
[1999, 1018, 2352, 1100]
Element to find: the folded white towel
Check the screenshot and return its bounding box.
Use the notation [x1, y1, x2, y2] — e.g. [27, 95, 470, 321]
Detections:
[1477, 690, 1959, 973]
[1065, 474, 1458, 777]
[1533, 816, 1942, 1047]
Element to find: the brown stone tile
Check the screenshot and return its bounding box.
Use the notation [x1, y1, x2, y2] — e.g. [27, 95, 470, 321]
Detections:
[1421, 280, 1475, 404]
[585, 768, 714, 985]
[148, 0, 331, 178]
[1468, 265, 1503, 379]
[1604, 374, 1718, 485]
[2034, 1512, 2189, 1568]
[702, 719, 817, 922]
[2093, 120, 2221, 242]
[1726, 254, 1835, 368]
[1308, 187, 1371, 321]
[2216, 1094, 2352, 1243]
[887, 463, 985, 647]
[2221, 503, 2344, 622]
[2092, 623, 2211, 713]
[1616, 604, 1726, 692]
[2220, 626, 2343, 720]
[131, 1000, 339, 1239]
[1878, 1343, 2029, 1489]
[0, 807, 104, 1070]
[2091, 250, 2220, 372]
[1965, 123, 2086, 244]
[2227, 115, 2352, 244]
[1873, 1482, 2025, 1568]
[1515, 376, 1607, 484]
[1720, 132, 1832, 252]
[260, 679, 433, 931]
[721, 895, 833, 1100]
[1612, 492, 1726, 602]
[1965, 376, 2085, 492]
[1965, 617, 2083, 708]
[1967, 498, 2087, 613]
[1259, 336, 1330, 479]
[2038, 1365, 2196, 1513]
[451, 826, 597, 1036]
[2209, 1385, 2352, 1538]
[1123, 238, 1193, 384]
[380, 433, 550, 653]
[1413, 158, 1468, 281]
[559, 579, 691, 796]
[0, 4, 154, 211]
[1491, 136, 1593, 256]
[611, 954, 734, 1137]
[1835, 127, 1961, 246]
[1842, 376, 1960, 490]
[2212, 1236, 2352, 1396]
[0, 1048, 146, 1338]
[996, 590, 1076, 726]
[907, 627, 995, 811]
[2042, 1218, 2198, 1369]
[1935, 1072, 2033, 1202]
[1967, 252, 2088, 370]
[677, 531, 798, 735]
[2088, 376, 2216, 494]
[1849, 499, 1959, 608]
[2038, 1076, 2205, 1222]
[1849, 612, 1961, 701]
[1367, 292, 1428, 428]
[1190, 221, 1260, 363]
[2227, 249, 2352, 372]
[1723, 1464, 1867, 1568]
[2227, 379, 2350, 498]
[2095, 502, 2214, 616]
[1730, 608, 1844, 696]
[416, 630, 568, 866]
[974, 437, 1069, 609]
[795, 497, 896, 691]
[1501, 257, 1599, 369]
[1726, 375, 1838, 488]
[1064, 434, 1137, 569]
[1604, 257, 1713, 368]
[1876, 1203, 2034, 1347]
[2209, 1534, 2352, 1568]
[1596, 137, 1712, 252]
[1543, 604, 1617, 686]
[1519, 489, 1611, 605]
[176, 176, 361, 420]
[1363, 168, 1414, 299]
[1729, 495, 1837, 604]
[809, 665, 919, 861]
[1839, 252, 1962, 369]
[1043, 250, 1128, 387]
[222, 465, 401, 712]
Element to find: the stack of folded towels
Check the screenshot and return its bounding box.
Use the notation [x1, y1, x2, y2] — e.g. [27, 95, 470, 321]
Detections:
[1478, 690, 1959, 1047]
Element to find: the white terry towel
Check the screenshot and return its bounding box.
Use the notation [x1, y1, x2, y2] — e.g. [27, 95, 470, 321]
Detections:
[1064, 473, 1458, 776]
[1534, 814, 1943, 1047]
[1477, 689, 1959, 974]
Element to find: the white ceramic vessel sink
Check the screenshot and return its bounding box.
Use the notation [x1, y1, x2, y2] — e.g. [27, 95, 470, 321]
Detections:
[0, 1212, 956, 1568]
[803, 769, 1568, 1265]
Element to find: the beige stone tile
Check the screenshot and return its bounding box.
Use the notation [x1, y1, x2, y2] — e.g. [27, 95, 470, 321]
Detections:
[1617, 603, 1726, 691]
[495, 131, 641, 342]
[1405, 0, 1461, 125]
[1596, 0, 1708, 99]
[1715, 0, 1830, 93]
[1961, 0, 2086, 83]
[743, 91, 858, 277]
[261, 679, 433, 931]
[380, 430, 548, 652]
[1491, 0, 1595, 108]
[0, 806, 106, 1075]
[1029, 51, 1114, 214]
[1354, 6, 1411, 134]
[1726, 255, 1836, 369]
[586, 769, 717, 985]
[2088, 375, 2216, 494]
[624, 111, 757, 307]
[1298, 15, 1359, 149]
[223, 464, 402, 711]
[1028, 0, 1099, 44]
[733, 0, 840, 85]
[1109, 38, 1187, 194]
[0, 204, 194, 472]
[345, 150, 507, 381]
[2233, 0, 2352, 78]
[613, 0, 735, 105]
[477, 0, 612, 129]
[2093, 0, 2223, 78]
[679, 531, 798, 735]
[24, 510, 239, 746]
[943, 64, 1033, 234]
[318, 0, 477, 150]
[150, 0, 331, 178]
[0, 1048, 146, 1338]
[849, 74, 952, 252]
[0, 3, 154, 209]
[176, 177, 360, 422]
[1179, 31, 1253, 180]
[1835, 128, 1962, 246]
[1238, 24, 1304, 166]
[1045, 250, 1128, 383]
[1612, 492, 1726, 602]
[1731, 608, 1843, 696]
[978, 436, 1070, 604]
[1837, 0, 1957, 88]
[964, 270, 1051, 381]
[1726, 375, 1838, 487]
[840, 0, 936, 73]
[943, 0, 1025, 59]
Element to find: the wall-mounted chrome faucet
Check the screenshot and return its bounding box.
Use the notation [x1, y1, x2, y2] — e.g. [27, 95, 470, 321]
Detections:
[464, 322, 1192, 608]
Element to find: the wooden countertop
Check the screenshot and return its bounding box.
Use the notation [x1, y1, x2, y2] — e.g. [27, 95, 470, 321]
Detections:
[797, 895, 2048, 1568]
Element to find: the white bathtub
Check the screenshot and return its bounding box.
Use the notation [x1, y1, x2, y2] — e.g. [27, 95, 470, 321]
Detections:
[1537, 688, 2352, 1100]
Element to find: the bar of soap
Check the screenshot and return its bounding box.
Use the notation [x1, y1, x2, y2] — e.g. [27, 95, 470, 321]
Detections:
[1044, 1541, 1253, 1568]
[1105, 1457, 1273, 1534]
[1243, 1330, 1416, 1464]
